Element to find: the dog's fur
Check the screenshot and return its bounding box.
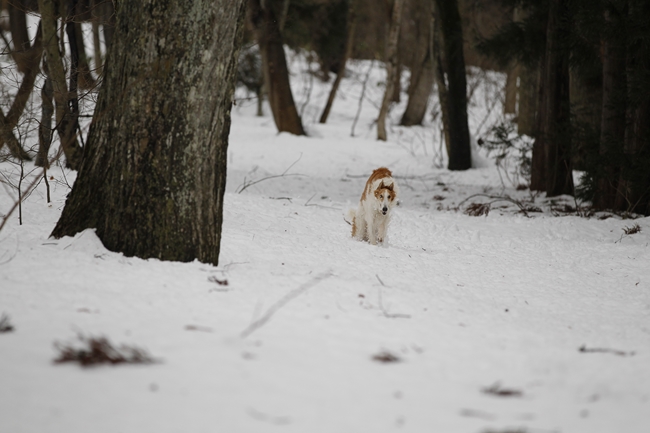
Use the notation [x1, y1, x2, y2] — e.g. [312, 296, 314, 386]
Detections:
[348, 167, 398, 245]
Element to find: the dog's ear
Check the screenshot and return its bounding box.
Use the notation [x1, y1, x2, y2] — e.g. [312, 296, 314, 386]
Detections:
[385, 183, 394, 192]
[378, 181, 385, 190]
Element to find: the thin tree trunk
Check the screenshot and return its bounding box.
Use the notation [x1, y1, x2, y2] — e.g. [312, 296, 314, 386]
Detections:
[530, 47, 547, 191]
[541, 0, 573, 197]
[249, 0, 305, 135]
[377, 0, 405, 141]
[52, 0, 247, 265]
[595, 5, 626, 210]
[8, 1, 31, 74]
[0, 108, 30, 160]
[0, 21, 42, 161]
[320, 0, 357, 124]
[37, 65, 54, 168]
[66, 0, 81, 148]
[400, 0, 435, 127]
[432, 10, 451, 156]
[75, 21, 97, 90]
[90, 0, 103, 77]
[38, 0, 82, 169]
[434, 0, 471, 170]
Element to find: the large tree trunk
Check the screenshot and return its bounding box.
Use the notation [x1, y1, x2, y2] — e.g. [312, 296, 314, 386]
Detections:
[517, 64, 538, 137]
[615, 0, 650, 214]
[249, 0, 305, 135]
[595, 5, 626, 210]
[320, 0, 357, 124]
[51, 0, 246, 265]
[434, 0, 471, 170]
[400, 0, 434, 127]
[541, 0, 573, 197]
[377, 0, 405, 141]
[503, 64, 518, 115]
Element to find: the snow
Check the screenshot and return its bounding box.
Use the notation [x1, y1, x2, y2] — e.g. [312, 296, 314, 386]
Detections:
[1, 55, 649, 433]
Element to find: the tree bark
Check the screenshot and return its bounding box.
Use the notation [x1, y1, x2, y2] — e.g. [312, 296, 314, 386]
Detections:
[400, 0, 435, 127]
[51, 0, 246, 265]
[541, 0, 574, 197]
[517, 63, 538, 137]
[320, 0, 357, 124]
[377, 0, 405, 141]
[434, 0, 471, 170]
[249, 0, 305, 135]
[503, 64, 518, 114]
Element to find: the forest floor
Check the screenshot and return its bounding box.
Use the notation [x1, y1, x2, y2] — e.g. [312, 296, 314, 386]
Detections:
[1, 56, 649, 433]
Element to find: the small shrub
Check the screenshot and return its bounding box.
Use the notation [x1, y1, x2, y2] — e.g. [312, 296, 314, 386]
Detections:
[465, 202, 490, 217]
[481, 382, 523, 398]
[54, 334, 157, 367]
[372, 350, 401, 363]
[623, 223, 641, 235]
[481, 122, 533, 188]
[0, 313, 14, 333]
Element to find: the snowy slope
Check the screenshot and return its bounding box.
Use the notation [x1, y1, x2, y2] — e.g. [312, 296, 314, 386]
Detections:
[1, 57, 649, 433]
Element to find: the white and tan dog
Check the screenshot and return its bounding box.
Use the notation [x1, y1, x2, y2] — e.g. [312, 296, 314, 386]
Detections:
[348, 167, 398, 245]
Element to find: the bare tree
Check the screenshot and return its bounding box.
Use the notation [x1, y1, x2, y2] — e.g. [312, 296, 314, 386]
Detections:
[434, 0, 471, 170]
[399, 0, 435, 127]
[320, 0, 357, 124]
[51, 0, 246, 265]
[377, 0, 405, 141]
[249, 0, 305, 136]
[536, 0, 574, 196]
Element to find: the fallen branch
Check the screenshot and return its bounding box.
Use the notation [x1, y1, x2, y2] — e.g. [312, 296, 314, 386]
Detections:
[237, 153, 304, 194]
[457, 193, 539, 218]
[579, 345, 635, 357]
[481, 382, 523, 398]
[240, 270, 332, 338]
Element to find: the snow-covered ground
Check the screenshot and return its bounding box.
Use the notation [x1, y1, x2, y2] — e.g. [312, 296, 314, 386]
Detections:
[1, 55, 649, 433]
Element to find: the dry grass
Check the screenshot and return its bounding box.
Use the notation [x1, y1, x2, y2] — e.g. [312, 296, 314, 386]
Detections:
[372, 350, 401, 363]
[623, 223, 641, 235]
[481, 382, 523, 398]
[465, 202, 490, 217]
[54, 334, 157, 367]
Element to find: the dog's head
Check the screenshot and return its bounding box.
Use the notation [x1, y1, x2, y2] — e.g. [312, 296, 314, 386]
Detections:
[374, 181, 397, 215]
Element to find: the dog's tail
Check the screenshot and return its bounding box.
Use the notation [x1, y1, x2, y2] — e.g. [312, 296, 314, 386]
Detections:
[344, 208, 356, 226]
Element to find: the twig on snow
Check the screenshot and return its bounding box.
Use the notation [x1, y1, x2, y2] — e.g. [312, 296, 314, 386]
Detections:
[240, 270, 332, 338]
[579, 345, 635, 357]
[375, 274, 410, 319]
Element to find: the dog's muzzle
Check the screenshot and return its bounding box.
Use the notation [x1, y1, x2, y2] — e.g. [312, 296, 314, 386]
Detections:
[382, 207, 388, 215]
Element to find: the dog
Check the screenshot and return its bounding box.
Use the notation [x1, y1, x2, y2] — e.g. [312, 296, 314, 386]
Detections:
[347, 167, 398, 245]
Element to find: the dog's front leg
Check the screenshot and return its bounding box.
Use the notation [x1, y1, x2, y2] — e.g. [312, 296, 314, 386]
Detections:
[376, 219, 387, 244]
[365, 215, 377, 245]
